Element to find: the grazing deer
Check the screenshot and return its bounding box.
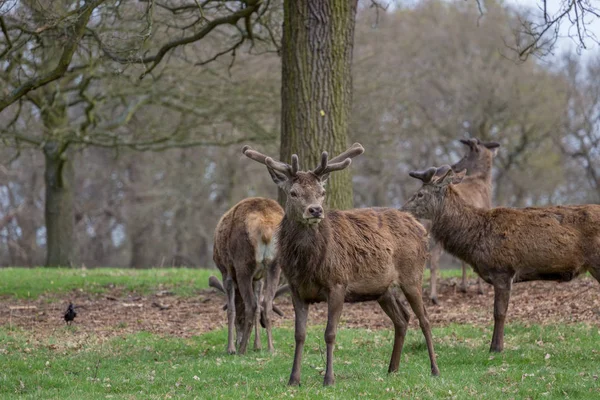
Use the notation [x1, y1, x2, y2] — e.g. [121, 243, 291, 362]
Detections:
[426, 138, 500, 303]
[212, 197, 284, 354]
[243, 143, 439, 386]
[208, 275, 288, 329]
[403, 165, 600, 352]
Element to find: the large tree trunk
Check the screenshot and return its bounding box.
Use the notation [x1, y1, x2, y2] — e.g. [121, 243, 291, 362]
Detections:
[44, 143, 75, 267]
[280, 0, 358, 209]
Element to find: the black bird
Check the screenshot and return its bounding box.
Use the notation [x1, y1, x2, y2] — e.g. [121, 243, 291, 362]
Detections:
[64, 303, 77, 325]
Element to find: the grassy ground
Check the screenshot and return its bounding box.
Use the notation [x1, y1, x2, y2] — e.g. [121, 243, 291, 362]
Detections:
[1, 323, 598, 399]
[0, 268, 214, 299]
[0, 267, 468, 300]
[2, 268, 596, 399]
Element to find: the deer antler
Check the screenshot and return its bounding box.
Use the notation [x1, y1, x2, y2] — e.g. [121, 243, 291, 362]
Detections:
[408, 167, 437, 183]
[312, 143, 365, 177]
[328, 142, 365, 164]
[242, 146, 298, 178]
[459, 138, 479, 149]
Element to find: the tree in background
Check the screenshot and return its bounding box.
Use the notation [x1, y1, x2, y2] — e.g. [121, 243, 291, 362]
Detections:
[0, 0, 278, 266]
[279, 0, 358, 209]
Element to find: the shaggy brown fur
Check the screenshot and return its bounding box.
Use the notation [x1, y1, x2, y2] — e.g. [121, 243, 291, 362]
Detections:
[212, 197, 284, 354]
[403, 166, 600, 352]
[243, 143, 439, 387]
[423, 138, 499, 303]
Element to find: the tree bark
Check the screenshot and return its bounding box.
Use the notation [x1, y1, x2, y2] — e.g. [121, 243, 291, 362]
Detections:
[280, 0, 358, 209]
[44, 143, 75, 266]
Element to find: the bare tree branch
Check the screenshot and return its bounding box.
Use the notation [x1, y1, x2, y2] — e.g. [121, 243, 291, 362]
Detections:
[0, 0, 105, 112]
[93, 2, 261, 79]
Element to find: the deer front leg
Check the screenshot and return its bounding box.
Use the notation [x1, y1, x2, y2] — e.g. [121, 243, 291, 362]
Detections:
[429, 243, 442, 304]
[253, 279, 263, 351]
[490, 276, 513, 352]
[323, 285, 345, 386]
[288, 291, 309, 386]
[223, 276, 237, 355]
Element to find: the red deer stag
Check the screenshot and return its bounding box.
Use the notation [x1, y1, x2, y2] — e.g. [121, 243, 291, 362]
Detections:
[403, 165, 600, 352]
[212, 197, 284, 354]
[426, 138, 500, 303]
[243, 143, 439, 386]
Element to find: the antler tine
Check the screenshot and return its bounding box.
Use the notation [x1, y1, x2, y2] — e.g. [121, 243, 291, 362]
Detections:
[322, 158, 352, 174]
[329, 142, 365, 164]
[312, 151, 329, 175]
[433, 165, 452, 181]
[265, 157, 294, 176]
[408, 167, 437, 183]
[291, 154, 299, 175]
[242, 145, 269, 165]
[243, 145, 296, 177]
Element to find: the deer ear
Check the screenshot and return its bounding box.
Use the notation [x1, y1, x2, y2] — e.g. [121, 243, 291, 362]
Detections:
[267, 166, 288, 187]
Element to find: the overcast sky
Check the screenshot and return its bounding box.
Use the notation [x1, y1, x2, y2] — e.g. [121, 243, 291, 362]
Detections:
[502, 0, 599, 58]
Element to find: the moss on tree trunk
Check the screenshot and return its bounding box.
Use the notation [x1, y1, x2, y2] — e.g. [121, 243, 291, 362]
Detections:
[43, 143, 75, 267]
[280, 0, 358, 209]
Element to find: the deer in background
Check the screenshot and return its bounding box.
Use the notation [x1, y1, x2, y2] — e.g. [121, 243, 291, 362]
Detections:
[403, 165, 600, 352]
[243, 143, 439, 386]
[212, 197, 284, 354]
[425, 138, 500, 304]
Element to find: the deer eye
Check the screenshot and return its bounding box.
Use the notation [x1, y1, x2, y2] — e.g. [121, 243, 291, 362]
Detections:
[289, 190, 298, 198]
[417, 192, 425, 199]
[320, 189, 326, 196]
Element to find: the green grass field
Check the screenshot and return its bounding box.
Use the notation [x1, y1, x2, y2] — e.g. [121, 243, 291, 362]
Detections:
[0, 267, 468, 300]
[1, 268, 597, 399]
[0, 268, 214, 299]
[1, 324, 598, 399]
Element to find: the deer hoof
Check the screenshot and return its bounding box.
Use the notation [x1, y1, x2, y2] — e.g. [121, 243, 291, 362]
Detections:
[288, 377, 301, 386]
[227, 348, 236, 355]
[430, 296, 439, 305]
[431, 366, 440, 376]
[323, 376, 335, 386]
[459, 284, 468, 293]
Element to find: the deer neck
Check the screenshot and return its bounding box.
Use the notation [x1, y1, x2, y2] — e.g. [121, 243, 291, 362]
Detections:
[430, 186, 486, 264]
[279, 213, 331, 282]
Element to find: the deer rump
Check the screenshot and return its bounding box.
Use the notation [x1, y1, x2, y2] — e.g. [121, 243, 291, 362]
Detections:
[278, 207, 428, 303]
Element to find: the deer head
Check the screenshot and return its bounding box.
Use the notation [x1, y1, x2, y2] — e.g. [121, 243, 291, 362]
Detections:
[451, 138, 500, 175]
[402, 165, 466, 219]
[243, 143, 365, 225]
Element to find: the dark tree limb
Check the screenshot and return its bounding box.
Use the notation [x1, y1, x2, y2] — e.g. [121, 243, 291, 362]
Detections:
[0, 0, 105, 113]
[93, 2, 261, 79]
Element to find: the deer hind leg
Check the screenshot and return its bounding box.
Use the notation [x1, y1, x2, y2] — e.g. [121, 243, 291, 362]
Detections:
[476, 276, 485, 295]
[400, 285, 440, 376]
[429, 243, 442, 305]
[377, 289, 410, 373]
[236, 267, 258, 355]
[459, 261, 469, 293]
[262, 259, 281, 352]
[253, 279, 263, 351]
[323, 285, 345, 386]
[223, 275, 237, 355]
